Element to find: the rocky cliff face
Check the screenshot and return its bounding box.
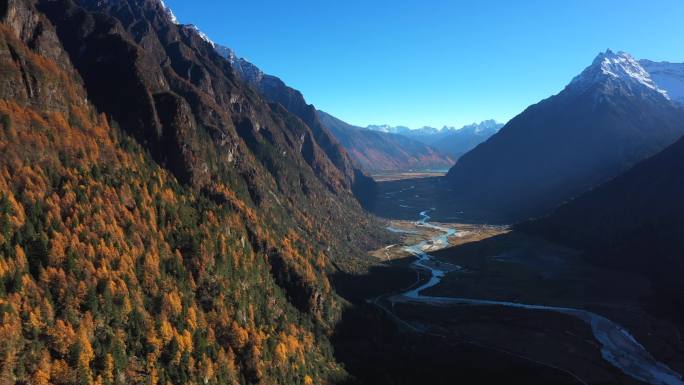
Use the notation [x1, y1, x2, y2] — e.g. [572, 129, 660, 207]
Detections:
[0, 0, 79, 108]
[39, 0, 383, 247]
[0, 0, 387, 383]
[40, 0, 348, 191]
[214, 43, 377, 203]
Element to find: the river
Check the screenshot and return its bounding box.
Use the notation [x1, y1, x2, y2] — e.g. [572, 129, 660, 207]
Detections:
[390, 210, 684, 385]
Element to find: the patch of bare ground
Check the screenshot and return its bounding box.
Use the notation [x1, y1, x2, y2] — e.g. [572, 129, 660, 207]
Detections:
[369, 219, 507, 261]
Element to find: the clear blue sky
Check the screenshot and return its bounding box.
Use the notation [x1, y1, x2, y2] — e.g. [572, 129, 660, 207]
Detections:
[165, 0, 684, 128]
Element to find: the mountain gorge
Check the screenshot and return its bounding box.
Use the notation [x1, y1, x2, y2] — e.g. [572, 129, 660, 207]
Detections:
[0, 0, 389, 383]
[317, 111, 454, 173]
[216, 46, 455, 174]
[213, 44, 369, 181]
[3, 0, 684, 383]
[445, 50, 684, 222]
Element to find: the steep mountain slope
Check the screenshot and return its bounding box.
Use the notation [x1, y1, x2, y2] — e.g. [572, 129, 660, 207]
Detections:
[427, 120, 502, 159]
[317, 111, 454, 173]
[0, 0, 387, 383]
[39, 0, 383, 250]
[519, 134, 684, 321]
[218, 46, 497, 172]
[214, 44, 377, 202]
[445, 50, 684, 222]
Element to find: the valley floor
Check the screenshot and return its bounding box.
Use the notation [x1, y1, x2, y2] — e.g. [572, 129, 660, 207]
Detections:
[371, 171, 447, 182]
[335, 174, 684, 385]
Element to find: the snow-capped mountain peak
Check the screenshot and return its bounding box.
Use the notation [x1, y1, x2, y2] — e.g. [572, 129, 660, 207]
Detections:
[639, 59, 684, 106]
[213, 45, 264, 83]
[215, 45, 238, 63]
[184, 24, 215, 47]
[366, 124, 411, 134]
[158, 0, 178, 24]
[152, 0, 265, 84]
[156, 1, 216, 48]
[570, 49, 670, 99]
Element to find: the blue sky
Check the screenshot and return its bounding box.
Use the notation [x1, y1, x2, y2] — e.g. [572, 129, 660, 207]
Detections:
[165, 0, 684, 128]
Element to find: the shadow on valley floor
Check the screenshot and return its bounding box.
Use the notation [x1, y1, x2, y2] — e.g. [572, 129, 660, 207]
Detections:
[329, 256, 585, 385]
[368, 176, 515, 224]
[441, 231, 684, 382]
[427, 229, 684, 375]
[349, 174, 684, 384]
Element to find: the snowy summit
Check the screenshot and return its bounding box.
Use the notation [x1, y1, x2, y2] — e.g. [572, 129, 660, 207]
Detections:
[570, 49, 672, 100]
[640, 59, 684, 105]
[158, 0, 178, 24]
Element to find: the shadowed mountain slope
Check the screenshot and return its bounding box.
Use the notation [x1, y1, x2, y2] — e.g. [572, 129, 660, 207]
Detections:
[519, 134, 684, 322]
[446, 50, 684, 222]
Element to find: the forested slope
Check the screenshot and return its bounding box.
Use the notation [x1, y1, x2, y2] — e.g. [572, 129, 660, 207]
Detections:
[0, 0, 387, 383]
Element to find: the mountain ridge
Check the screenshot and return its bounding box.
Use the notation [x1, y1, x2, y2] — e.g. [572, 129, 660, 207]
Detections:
[211, 43, 379, 204]
[445, 49, 684, 222]
[317, 110, 454, 173]
[518, 132, 684, 324]
[569, 49, 670, 98]
[0, 0, 389, 383]
[640, 59, 684, 105]
[216, 43, 498, 168]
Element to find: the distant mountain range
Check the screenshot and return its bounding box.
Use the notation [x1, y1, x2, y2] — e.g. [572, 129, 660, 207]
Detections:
[330, 119, 501, 170]
[366, 121, 503, 158]
[446, 49, 684, 222]
[366, 124, 462, 139]
[317, 111, 454, 173]
[422, 121, 503, 159]
[215, 45, 465, 174]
